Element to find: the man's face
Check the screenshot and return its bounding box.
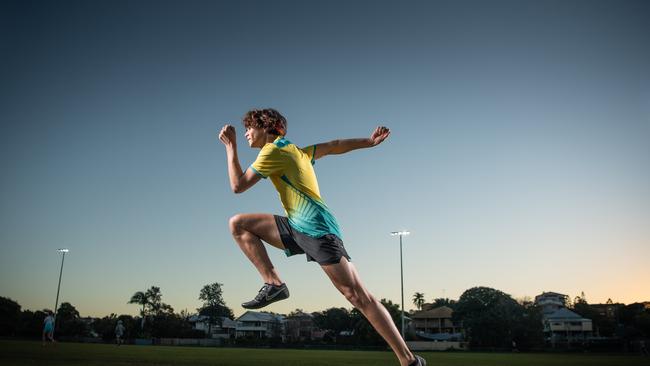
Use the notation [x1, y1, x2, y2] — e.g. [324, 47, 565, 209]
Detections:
[245, 126, 266, 148]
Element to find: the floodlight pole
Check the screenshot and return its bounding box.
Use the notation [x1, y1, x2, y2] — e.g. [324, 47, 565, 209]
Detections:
[53, 248, 69, 337]
[391, 231, 410, 339]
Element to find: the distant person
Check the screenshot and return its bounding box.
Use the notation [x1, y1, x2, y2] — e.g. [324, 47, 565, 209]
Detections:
[42, 311, 55, 346]
[115, 320, 125, 346]
[641, 340, 648, 356]
[218, 108, 426, 366]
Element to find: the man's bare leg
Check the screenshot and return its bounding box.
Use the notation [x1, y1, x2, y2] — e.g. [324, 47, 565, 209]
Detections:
[321, 257, 417, 366]
[229, 213, 285, 286]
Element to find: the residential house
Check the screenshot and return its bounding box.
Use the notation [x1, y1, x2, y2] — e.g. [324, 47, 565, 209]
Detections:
[542, 307, 593, 345]
[410, 306, 463, 341]
[188, 315, 236, 339]
[534, 292, 593, 346]
[235, 311, 285, 340]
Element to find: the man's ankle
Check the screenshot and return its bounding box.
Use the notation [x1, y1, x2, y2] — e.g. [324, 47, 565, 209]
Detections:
[404, 354, 417, 366]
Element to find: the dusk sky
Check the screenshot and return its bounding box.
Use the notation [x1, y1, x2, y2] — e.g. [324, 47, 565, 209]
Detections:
[1, 0, 648, 318]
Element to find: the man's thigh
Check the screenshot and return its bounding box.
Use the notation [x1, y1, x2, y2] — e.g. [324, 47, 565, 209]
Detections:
[236, 213, 285, 250]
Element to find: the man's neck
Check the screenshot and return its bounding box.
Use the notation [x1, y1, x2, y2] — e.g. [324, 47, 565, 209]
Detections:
[265, 134, 280, 144]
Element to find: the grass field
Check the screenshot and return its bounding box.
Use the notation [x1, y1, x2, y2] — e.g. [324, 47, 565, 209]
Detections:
[1, 340, 649, 366]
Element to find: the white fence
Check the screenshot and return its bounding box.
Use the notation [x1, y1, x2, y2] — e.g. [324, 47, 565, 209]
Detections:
[158, 338, 222, 346]
[407, 341, 467, 351]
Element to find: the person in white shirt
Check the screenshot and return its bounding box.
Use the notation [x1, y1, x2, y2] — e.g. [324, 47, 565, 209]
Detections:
[42, 311, 55, 346]
[115, 320, 125, 345]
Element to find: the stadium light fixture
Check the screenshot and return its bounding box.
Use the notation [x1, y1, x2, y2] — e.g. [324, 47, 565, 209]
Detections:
[53, 248, 69, 338]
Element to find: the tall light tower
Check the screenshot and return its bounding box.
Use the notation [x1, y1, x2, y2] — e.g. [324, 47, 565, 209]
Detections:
[390, 231, 410, 338]
[53, 248, 69, 336]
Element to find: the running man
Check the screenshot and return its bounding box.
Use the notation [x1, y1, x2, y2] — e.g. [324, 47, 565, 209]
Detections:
[218, 108, 425, 366]
[42, 311, 55, 345]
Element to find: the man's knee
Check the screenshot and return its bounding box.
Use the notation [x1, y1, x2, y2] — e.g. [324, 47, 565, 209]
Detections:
[229, 214, 246, 236]
[340, 285, 373, 309]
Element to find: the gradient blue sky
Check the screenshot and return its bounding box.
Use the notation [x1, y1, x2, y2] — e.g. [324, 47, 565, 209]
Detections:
[1, 0, 649, 318]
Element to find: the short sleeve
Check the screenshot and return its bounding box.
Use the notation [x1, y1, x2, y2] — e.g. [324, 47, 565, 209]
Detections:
[250, 145, 285, 178]
[300, 145, 317, 165]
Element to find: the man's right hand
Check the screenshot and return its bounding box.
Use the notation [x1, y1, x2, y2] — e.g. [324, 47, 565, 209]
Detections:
[369, 126, 390, 147]
[218, 125, 237, 147]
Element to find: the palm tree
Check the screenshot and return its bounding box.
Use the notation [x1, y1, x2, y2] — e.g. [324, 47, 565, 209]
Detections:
[412, 292, 425, 311]
[128, 291, 150, 329]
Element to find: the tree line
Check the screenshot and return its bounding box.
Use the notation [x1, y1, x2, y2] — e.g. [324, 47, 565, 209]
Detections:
[0, 282, 232, 341]
[409, 287, 650, 350]
[1, 284, 648, 350]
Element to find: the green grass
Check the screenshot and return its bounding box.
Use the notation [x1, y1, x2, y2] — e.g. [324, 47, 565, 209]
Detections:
[1, 340, 648, 366]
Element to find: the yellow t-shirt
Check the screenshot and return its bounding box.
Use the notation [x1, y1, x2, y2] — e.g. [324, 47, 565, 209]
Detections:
[250, 136, 341, 238]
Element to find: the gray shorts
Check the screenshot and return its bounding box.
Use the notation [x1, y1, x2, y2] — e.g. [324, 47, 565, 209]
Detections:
[274, 215, 351, 265]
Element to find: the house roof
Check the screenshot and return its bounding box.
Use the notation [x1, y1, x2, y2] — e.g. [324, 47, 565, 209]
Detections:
[236, 311, 284, 322]
[544, 308, 590, 321]
[411, 306, 453, 319]
[222, 318, 237, 328]
[535, 291, 568, 298]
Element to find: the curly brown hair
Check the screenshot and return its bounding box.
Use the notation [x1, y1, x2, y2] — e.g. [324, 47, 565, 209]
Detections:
[242, 108, 287, 136]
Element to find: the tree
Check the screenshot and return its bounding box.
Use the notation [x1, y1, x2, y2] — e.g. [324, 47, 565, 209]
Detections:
[288, 308, 305, 317]
[129, 286, 169, 331]
[150, 311, 197, 338]
[56, 302, 88, 337]
[512, 303, 544, 350]
[92, 313, 118, 341]
[571, 292, 600, 325]
[57, 302, 80, 320]
[432, 298, 457, 309]
[516, 296, 533, 307]
[129, 291, 150, 330]
[412, 293, 425, 311]
[197, 282, 234, 336]
[0, 297, 22, 336]
[614, 302, 650, 341]
[199, 282, 227, 308]
[454, 286, 527, 349]
[18, 309, 49, 338]
[159, 303, 175, 315]
[145, 286, 163, 314]
[313, 307, 353, 342]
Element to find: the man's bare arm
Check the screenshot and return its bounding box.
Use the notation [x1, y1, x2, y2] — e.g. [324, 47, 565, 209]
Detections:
[219, 125, 261, 193]
[313, 126, 390, 160]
